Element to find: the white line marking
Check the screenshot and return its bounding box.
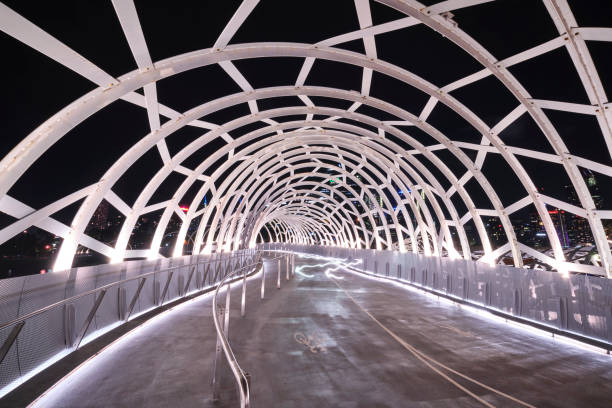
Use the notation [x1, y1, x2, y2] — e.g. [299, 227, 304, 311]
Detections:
[328, 267, 536, 408]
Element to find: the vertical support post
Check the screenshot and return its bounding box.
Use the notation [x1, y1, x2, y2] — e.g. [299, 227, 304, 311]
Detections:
[212, 306, 224, 402]
[277, 259, 281, 289]
[224, 282, 231, 336]
[514, 289, 522, 316]
[125, 277, 147, 322]
[484, 281, 492, 306]
[75, 290, 107, 349]
[0, 321, 24, 366]
[202, 262, 209, 287]
[241, 269, 247, 317]
[178, 274, 185, 297]
[286, 256, 290, 281]
[291, 254, 295, 276]
[261, 261, 266, 300]
[560, 297, 568, 329]
[196, 263, 203, 290]
[185, 265, 196, 294]
[63, 304, 76, 346]
[160, 271, 174, 306]
[118, 287, 127, 320]
[214, 257, 221, 283]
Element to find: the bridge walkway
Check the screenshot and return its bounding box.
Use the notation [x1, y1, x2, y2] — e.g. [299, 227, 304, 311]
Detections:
[30, 254, 612, 407]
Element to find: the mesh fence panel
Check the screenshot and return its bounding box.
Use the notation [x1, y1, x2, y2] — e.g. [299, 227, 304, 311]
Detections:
[0, 250, 255, 395]
[274, 244, 612, 345]
[17, 308, 65, 377]
[0, 324, 21, 391]
[0, 277, 26, 324]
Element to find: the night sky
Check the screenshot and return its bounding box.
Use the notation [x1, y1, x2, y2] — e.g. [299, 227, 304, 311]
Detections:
[0, 0, 611, 231]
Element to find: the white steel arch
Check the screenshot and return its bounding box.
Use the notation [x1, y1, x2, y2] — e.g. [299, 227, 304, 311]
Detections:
[0, 1, 610, 277]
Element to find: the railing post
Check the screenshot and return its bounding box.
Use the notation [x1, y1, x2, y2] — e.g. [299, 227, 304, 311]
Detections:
[0, 321, 24, 366]
[514, 289, 522, 316]
[178, 274, 185, 297]
[261, 261, 266, 300]
[224, 282, 231, 336]
[241, 268, 247, 317]
[212, 305, 224, 402]
[203, 261, 211, 287]
[63, 304, 76, 346]
[213, 258, 220, 283]
[196, 263, 203, 290]
[125, 278, 146, 321]
[184, 265, 196, 294]
[74, 289, 107, 349]
[118, 287, 127, 320]
[160, 271, 174, 306]
[277, 259, 281, 289]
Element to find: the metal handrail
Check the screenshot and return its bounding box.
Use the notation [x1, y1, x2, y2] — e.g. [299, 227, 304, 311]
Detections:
[0, 250, 253, 331]
[0, 249, 264, 402]
[211, 252, 286, 408]
[212, 263, 256, 408]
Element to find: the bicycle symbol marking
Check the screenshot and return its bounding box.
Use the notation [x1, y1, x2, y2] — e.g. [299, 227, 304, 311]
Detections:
[294, 331, 327, 353]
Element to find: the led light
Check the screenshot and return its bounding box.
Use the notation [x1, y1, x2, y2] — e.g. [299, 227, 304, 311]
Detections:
[24, 267, 265, 406]
[0, 349, 71, 400]
[341, 261, 611, 356]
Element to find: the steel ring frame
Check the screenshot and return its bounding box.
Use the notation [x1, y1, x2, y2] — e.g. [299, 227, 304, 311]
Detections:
[0, 1, 610, 276]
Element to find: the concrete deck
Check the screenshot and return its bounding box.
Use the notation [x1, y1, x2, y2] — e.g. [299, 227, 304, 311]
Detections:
[29, 254, 612, 407]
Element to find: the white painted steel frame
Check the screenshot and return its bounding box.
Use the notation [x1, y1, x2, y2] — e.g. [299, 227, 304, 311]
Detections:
[0, 1, 610, 276]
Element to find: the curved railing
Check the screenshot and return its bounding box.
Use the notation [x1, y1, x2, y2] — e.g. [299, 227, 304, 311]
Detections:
[0, 249, 257, 398]
[211, 251, 293, 408]
[212, 263, 257, 408]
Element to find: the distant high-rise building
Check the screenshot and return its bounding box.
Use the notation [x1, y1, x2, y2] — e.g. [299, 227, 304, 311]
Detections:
[548, 209, 569, 248]
[562, 179, 595, 246]
[583, 168, 603, 209]
[90, 200, 110, 230]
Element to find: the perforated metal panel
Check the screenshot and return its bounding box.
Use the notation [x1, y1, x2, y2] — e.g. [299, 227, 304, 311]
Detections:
[0, 249, 256, 394]
[271, 244, 612, 346]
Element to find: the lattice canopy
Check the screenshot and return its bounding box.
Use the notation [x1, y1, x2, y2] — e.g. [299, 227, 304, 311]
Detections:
[0, 1, 611, 277]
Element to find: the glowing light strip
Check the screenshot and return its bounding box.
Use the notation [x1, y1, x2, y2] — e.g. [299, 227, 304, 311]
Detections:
[0, 252, 261, 400]
[292, 252, 356, 279]
[0, 277, 224, 400]
[274, 249, 612, 356]
[0, 349, 71, 401]
[345, 263, 612, 356]
[26, 266, 263, 407]
[293, 255, 361, 279]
